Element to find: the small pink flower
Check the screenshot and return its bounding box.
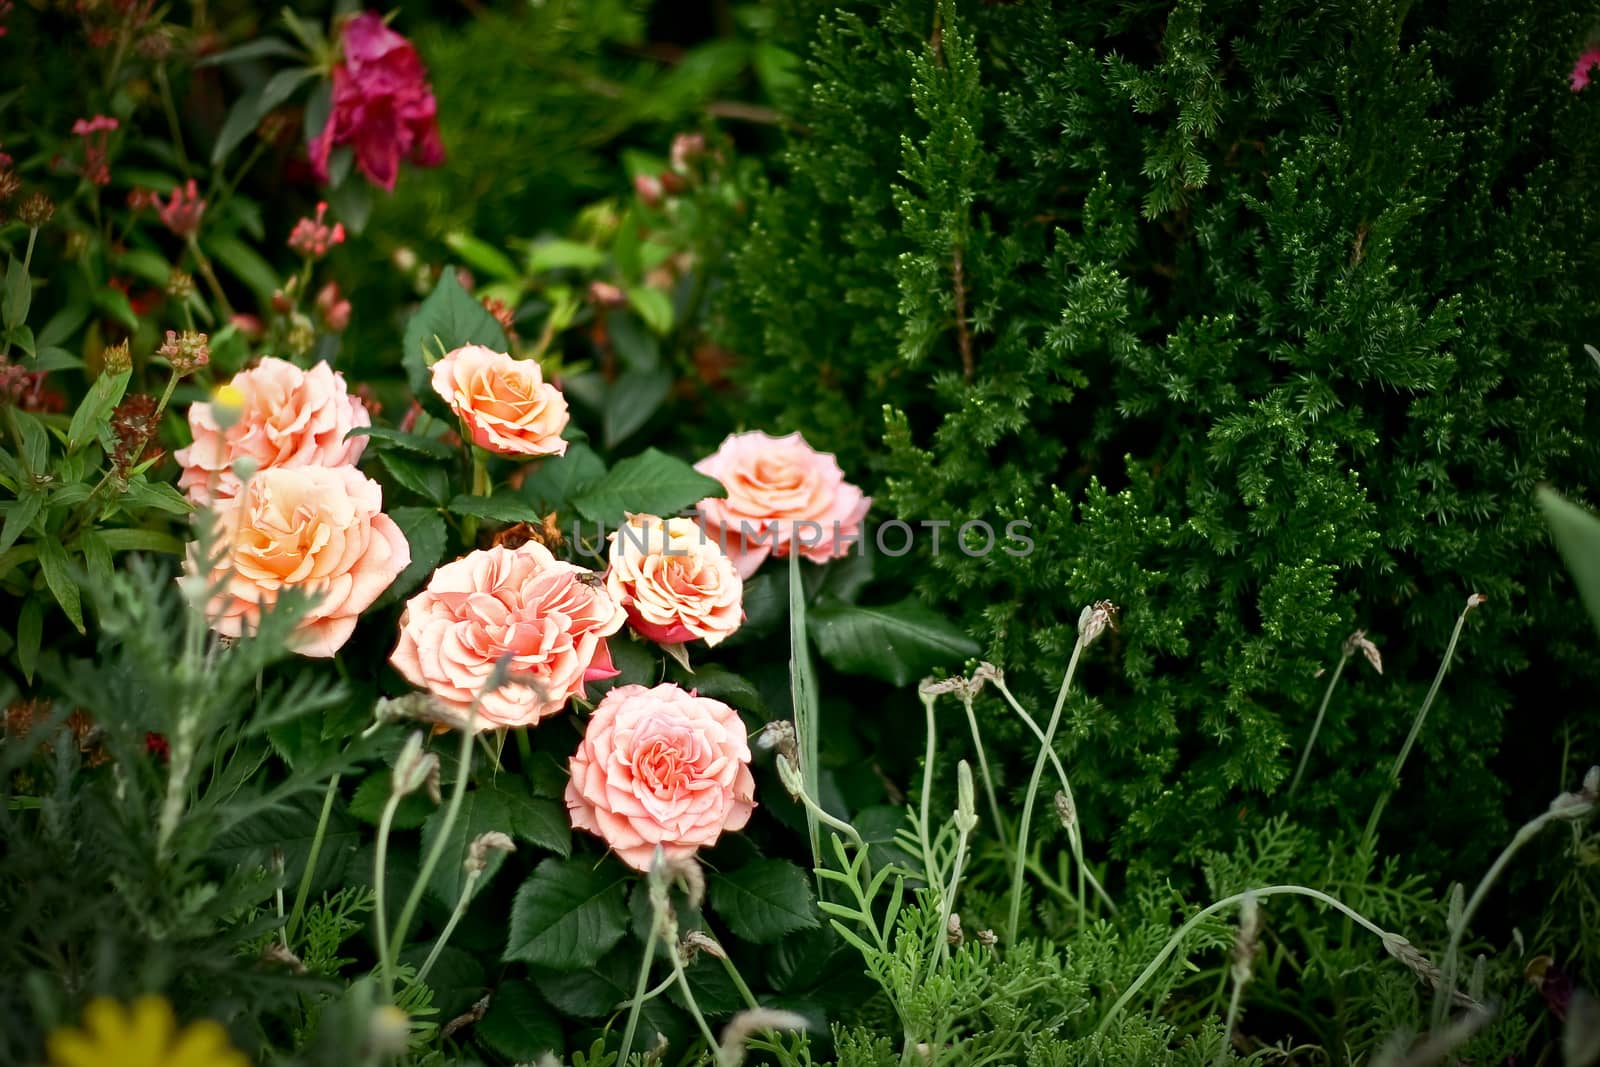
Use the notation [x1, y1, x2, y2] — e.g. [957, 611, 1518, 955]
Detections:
[315, 281, 352, 332]
[288, 201, 346, 259]
[389, 542, 626, 730]
[694, 431, 871, 579]
[180, 465, 410, 657]
[1573, 47, 1600, 91]
[175, 356, 371, 504]
[71, 115, 118, 186]
[565, 682, 756, 870]
[158, 179, 206, 238]
[309, 11, 445, 192]
[606, 514, 743, 647]
[229, 313, 265, 340]
[430, 344, 569, 457]
[633, 173, 664, 207]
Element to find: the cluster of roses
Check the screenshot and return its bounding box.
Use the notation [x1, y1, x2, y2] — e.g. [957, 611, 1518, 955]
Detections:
[176, 349, 868, 869]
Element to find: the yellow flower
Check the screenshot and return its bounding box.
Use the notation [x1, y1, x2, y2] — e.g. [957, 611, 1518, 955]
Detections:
[46, 996, 250, 1067]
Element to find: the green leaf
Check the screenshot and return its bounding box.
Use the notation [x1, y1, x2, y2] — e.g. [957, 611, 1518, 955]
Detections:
[196, 36, 304, 66]
[401, 266, 507, 418]
[665, 664, 765, 717]
[259, 67, 316, 115]
[122, 478, 193, 516]
[32, 347, 84, 373]
[518, 444, 606, 512]
[504, 857, 629, 971]
[424, 776, 572, 907]
[36, 304, 89, 349]
[477, 980, 562, 1062]
[608, 312, 661, 373]
[78, 529, 113, 594]
[4, 255, 31, 329]
[114, 249, 176, 288]
[348, 772, 436, 830]
[10, 408, 48, 474]
[707, 859, 820, 944]
[1539, 488, 1600, 641]
[379, 452, 451, 506]
[93, 287, 138, 330]
[16, 597, 42, 683]
[0, 491, 43, 552]
[207, 235, 280, 301]
[446, 492, 548, 525]
[526, 239, 608, 274]
[66, 369, 131, 454]
[325, 175, 372, 237]
[35, 539, 84, 634]
[212, 88, 264, 167]
[446, 232, 521, 281]
[602, 368, 672, 450]
[212, 792, 360, 893]
[626, 286, 674, 335]
[346, 426, 456, 460]
[97, 528, 185, 555]
[371, 506, 446, 610]
[572, 448, 724, 523]
[806, 598, 979, 686]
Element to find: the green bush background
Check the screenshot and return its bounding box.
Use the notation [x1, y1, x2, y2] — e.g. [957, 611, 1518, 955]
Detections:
[719, 0, 1600, 877]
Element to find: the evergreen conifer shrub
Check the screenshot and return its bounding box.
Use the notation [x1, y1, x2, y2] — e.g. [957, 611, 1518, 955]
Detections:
[720, 0, 1600, 870]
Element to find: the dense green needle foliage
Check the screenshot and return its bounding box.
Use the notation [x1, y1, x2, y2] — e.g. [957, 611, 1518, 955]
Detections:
[721, 0, 1600, 871]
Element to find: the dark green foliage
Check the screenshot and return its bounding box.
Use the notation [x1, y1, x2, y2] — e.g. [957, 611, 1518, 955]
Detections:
[720, 0, 1600, 873]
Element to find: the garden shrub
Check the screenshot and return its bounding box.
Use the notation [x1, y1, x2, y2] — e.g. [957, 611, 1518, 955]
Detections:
[721, 0, 1600, 874]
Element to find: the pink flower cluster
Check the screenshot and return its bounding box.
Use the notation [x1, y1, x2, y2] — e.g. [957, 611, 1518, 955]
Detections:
[1574, 47, 1600, 91]
[288, 202, 347, 259]
[71, 115, 117, 186]
[178, 357, 408, 658]
[159, 179, 205, 239]
[309, 11, 445, 192]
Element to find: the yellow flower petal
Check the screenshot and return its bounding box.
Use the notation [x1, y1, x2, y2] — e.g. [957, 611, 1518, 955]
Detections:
[130, 995, 178, 1063]
[45, 1032, 109, 1067]
[166, 1018, 243, 1067]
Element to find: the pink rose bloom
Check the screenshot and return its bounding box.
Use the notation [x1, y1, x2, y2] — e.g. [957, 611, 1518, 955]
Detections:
[606, 514, 743, 647]
[430, 344, 569, 458]
[181, 466, 410, 657]
[694, 431, 871, 578]
[309, 11, 445, 192]
[566, 683, 756, 870]
[1574, 47, 1600, 91]
[390, 542, 625, 730]
[175, 357, 371, 505]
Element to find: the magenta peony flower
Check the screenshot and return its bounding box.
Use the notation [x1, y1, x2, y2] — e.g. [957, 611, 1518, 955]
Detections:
[1573, 47, 1600, 91]
[309, 12, 445, 193]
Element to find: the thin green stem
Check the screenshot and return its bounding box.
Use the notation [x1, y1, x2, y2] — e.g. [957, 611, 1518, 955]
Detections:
[994, 675, 1115, 917]
[1007, 636, 1085, 944]
[414, 870, 481, 986]
[156, 65, 191, 173]
[1096, 885, 1391, 1036]
[287, 772, 340, 944]
[932, 821, 970, 974]
[1361, 599, 1479, 853]
[960, 691, 1009, 849]
[1289, 650, 1350, 796]
[187, 235, 235, 320]
[388, 706, 478, 994]
[670, 941, 723, 1061]
[373, 790, 403, 997]
[918, 692, 939, 891]
[619, 901, 666, 1062]
[1433, 805, 1575, 1027]
[719, 951, 762, 1012]
[1217, 978, 1246, 1067]
[777, 754, 864, 849]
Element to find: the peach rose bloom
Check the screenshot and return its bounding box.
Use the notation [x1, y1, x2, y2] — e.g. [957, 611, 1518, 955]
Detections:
[390, 542, 625, 729]
[429, 344, 569, 457]
[605, 514, 743, 647]
[694, 430, 871, 579]
[181, 465, 410, 657]
[566, 682, 756, 870]
[176, 357, 371, 505]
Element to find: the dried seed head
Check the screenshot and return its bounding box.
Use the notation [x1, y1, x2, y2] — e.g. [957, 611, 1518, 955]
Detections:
[261, 941, 306, 973]
[17, 191, 54, 227]
[1053, 790, 1076, 831]
[774, 751, 806, 802]
[970, 662, 1003, 691]
[947, 912, 964, 946]
[975, 928, 998, 948]
[1078, 600, 1119, 647]
[465, 831, 515, 875]
[1344, 629, 1383, 675]
[1382, 933, 1482, 1009]
[391, 731, 438, 800]
[757, 719, 798, 764]
[1550, 767, 1600, 821]
[165, 269, 195, 299]
[718, 1008, 809, 1067]
[156, 329, 209, 375]
[918, 676, 967, 698]
[1466, 593, 1488, 611]
[102, 340, 132, 374]
[680, 929, 727, 962]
